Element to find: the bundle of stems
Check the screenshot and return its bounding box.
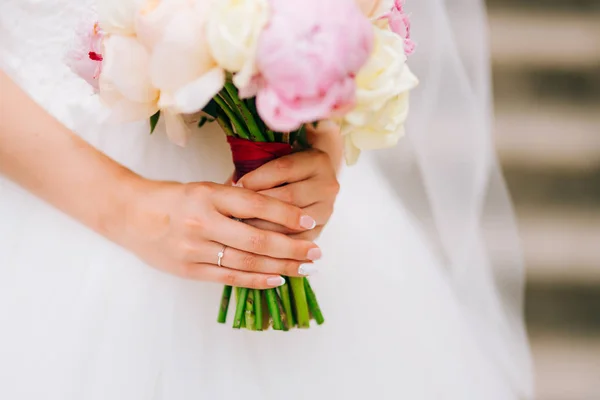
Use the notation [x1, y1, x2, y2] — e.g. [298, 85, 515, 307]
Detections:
[211, 80, 324, 330]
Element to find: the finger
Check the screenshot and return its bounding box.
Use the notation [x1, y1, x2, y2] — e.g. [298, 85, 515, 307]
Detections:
[214, 242, 314, 277]
[301, 202, 335, 226]
[238, 149, 331, 191]
[289, 226, 324, 242]
[179, 263, 287, 290]
[242, 202, 334, 234]
[181, 241, 314, 277]
[258, 180, 318, 208]
[210, 216, 322, 262]
[243, 219, 291, 234]
[214, 186, 317, 232]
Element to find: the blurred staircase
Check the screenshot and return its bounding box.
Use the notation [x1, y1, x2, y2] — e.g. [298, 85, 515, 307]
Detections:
[486, 0, 600, 399]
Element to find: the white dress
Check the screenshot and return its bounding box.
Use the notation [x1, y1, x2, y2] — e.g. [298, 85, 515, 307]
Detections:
[0, 1, 530, 399]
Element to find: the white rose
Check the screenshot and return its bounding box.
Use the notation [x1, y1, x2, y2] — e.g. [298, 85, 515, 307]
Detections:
[342, 26, 418, 164]
[205, 0, 269, 89]
[98, 0, 146, 35]
[356, 0, 394, 19]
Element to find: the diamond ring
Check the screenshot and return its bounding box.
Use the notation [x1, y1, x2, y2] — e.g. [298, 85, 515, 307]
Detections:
[217, 245, 227, 268]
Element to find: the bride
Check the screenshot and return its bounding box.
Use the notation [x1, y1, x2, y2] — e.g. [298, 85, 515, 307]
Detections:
[0, 0, 533, 399]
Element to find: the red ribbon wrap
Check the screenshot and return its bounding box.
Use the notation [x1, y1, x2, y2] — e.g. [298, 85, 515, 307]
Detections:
[227, 136, 293, 183]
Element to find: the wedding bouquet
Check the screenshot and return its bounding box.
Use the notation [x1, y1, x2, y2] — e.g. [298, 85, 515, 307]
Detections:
[69, 0, 418, 330]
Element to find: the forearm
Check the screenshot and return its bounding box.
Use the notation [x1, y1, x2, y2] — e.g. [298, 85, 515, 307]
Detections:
[0, 71, 140, 242]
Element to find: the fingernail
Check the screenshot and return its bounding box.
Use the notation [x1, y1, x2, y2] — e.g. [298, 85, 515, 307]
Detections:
[298, 264, 319, 276]
[300, 215, 317, 230]
[234, 181, 243, 188]
[267, 276, 286, 287]
[307, 248, 322, 261]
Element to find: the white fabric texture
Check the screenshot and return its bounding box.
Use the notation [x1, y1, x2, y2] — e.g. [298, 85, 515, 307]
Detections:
[0, 1, 532, 400]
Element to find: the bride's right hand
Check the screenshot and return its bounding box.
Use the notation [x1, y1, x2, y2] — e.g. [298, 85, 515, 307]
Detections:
[122, 180, 322, 289]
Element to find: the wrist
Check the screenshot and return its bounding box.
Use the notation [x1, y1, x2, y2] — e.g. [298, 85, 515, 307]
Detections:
[111, 173, 180, 252]
[94, 166, 147, 247]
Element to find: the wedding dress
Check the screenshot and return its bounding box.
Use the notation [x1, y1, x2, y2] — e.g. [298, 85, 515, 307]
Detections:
[0, 1, 533, 399]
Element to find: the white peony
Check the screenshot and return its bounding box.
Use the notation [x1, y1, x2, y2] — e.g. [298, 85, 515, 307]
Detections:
[205, 0, 269, 90]
[342, 26, 418, 165]
[149, 8, 225, 114]
[135, 0, 191, 50]
[97, 0, 146, 35]
[98, 0, 225, 146]
[99, 35, 160, 122]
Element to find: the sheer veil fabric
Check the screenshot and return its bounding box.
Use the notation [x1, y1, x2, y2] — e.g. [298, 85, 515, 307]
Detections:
[376, 0, 533, 396]
[0, 0, 532, 399]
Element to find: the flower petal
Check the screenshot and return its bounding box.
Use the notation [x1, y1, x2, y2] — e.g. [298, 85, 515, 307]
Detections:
[396, 65, 419, 93]
[164, 111, 191, 147]
[97, 0, 144, 35]
[351, 125, 405, 150]
[135, 0, 189, 50]
[110, 98, 159, 123]
[102, 35, 159, 103]
[150, 11, 215, 93]
[172, 67, 225, 114]
[344, 135, 361, 165]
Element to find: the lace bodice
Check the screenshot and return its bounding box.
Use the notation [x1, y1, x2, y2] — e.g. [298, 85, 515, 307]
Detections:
[0, 0, 99, 121]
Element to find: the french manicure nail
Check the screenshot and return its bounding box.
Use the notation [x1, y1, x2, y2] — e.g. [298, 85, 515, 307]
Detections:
[267, 276, 286, 287]
[300, 215, 317, 230]
[233, 181, 243, 188]
[307, 248, 322, 261]
[298, 264, 319, 276]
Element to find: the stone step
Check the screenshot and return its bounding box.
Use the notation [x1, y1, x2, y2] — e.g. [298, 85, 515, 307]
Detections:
[516, 208, 600, 285]
[493, 67, 600, 107]
[489, 10, 600, 69]
[494, 105, 600, 170]
[504, 165, 600, 210]
[529, 333, 600, 400]
[487, 0, 600, 12]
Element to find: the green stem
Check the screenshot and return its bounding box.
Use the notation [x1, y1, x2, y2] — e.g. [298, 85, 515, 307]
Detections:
[304, 278, 325, 325]
[213, 94, 250, 140]
[289, 277, 310, 328]
[253, 289, 263, 331]
[279, 279, 296, 328]
[217, 285, 233, 324]
[245, 290, 256, 330]
[247, 98, 275, 142]
[215, 107, 235, 137]
[275, 291, 290, 331]
[233, 287, 249, 329]
[224, 82, 265, 142]
[296, 125, 309, 148]
[265, 288, 283, 330]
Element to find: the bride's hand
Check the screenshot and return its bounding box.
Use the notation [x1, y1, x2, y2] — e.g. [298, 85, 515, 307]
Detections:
[236, 148, 340, 242]
[122, 181, 322, 289]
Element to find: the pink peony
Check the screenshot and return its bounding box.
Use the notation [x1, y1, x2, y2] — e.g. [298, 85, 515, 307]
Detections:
[67, 22, 105, 90]
[385, 0, 415, 55]
[251, 0, 374, 132]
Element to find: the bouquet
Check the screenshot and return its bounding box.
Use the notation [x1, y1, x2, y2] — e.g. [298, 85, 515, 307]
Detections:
[68, 0, 418, 330]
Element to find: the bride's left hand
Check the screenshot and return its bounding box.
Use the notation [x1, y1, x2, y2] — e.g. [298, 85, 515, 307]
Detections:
[236, 148, 340, 241]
